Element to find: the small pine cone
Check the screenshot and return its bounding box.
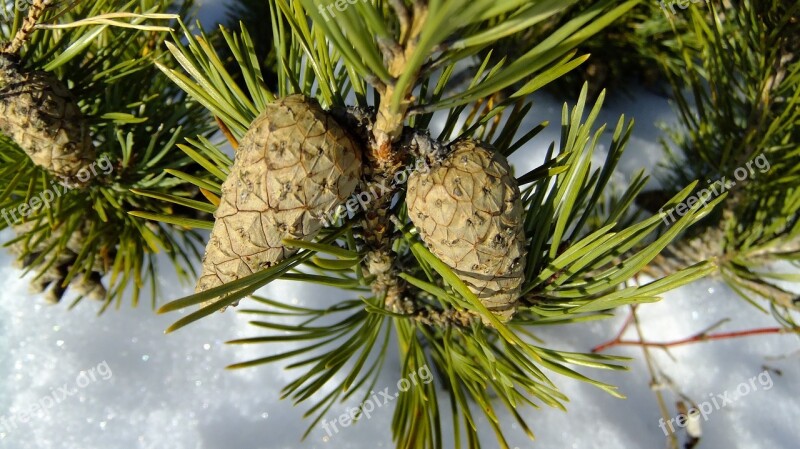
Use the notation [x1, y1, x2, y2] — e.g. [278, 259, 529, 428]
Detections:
[196, 95, 362, 304]
[406, 139, 526, 322]
[9, 220, 108, 303]
[0, 55, 95, 184]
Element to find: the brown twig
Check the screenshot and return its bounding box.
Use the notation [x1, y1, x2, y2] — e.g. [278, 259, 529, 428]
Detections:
[593, 326, 798, 352]
[2, 0, 53, 55]
[627, 304, 679, 449]
[591, 307, 636, 352]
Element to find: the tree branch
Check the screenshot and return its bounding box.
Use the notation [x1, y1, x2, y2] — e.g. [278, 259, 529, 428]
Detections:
[2, 0, 53, 55]
[593, 325, 799, 352]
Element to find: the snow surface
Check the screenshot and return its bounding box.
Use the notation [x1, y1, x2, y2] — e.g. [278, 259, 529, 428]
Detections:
[1, 2, 799, 448]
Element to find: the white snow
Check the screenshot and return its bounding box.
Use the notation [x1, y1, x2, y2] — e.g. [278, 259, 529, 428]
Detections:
[1, 247, 798, 449]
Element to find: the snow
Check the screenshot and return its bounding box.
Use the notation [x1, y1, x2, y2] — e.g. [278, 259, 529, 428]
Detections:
[1, 2, 798, 448]
[2, 251, 798, 449]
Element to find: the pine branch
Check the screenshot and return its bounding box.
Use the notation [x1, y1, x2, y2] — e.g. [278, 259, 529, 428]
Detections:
[142, 2, 773, 448]
[636, 0, 800, 316]
[1, 0, 216, 307]
[1, 0, 52, 54]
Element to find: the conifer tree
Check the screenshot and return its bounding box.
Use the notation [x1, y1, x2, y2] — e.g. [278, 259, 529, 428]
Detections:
[146, 1, 720, 447]
[1, 1, 797, 448]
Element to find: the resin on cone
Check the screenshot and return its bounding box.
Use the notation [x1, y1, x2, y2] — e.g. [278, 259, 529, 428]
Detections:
[406, 139, 526, 322]
[0, 55, 95, 183]
[196, 95, 362, 306]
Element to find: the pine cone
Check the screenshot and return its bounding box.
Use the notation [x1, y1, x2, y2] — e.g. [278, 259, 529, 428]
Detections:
[196, 95, 362, 304]
[0, 54, 95, 184]
[9, 220, 108, 303]
[406, 139, 526, 322]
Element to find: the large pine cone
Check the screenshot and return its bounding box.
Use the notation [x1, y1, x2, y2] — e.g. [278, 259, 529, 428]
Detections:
[406, 139, 526, 322]
[0, 55, 95, 184]
[196, 95, 362, 303]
